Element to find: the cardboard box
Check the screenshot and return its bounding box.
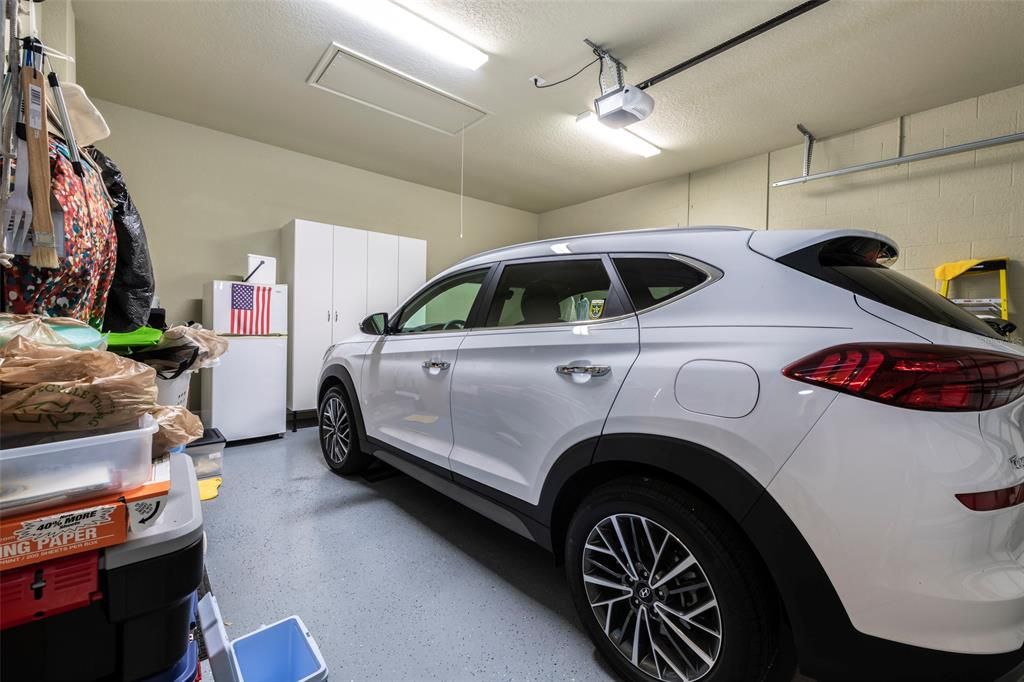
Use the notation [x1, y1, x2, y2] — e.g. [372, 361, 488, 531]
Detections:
[1, 502, 126, 570]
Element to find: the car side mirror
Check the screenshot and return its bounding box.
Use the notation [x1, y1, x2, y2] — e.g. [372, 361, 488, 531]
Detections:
[360, 312, 389, 335]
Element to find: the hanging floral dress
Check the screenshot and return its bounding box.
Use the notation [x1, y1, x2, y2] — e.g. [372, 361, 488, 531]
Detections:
[3, 138, 117, 328]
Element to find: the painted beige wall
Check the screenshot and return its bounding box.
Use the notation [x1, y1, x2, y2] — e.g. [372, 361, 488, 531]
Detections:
[92, 99, 538, 324]
[538, 175, 689, 238]
[689, 154, 768, 230]
[38, 0, 76, 84]
[540, 82, 1024, 324]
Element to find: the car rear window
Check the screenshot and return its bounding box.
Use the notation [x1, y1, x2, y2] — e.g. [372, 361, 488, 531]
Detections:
[613, 257, 708, 311]
[779, 236, 1001, 339]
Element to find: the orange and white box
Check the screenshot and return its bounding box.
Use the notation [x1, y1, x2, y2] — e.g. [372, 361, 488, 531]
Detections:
[0, 456, 172, 571]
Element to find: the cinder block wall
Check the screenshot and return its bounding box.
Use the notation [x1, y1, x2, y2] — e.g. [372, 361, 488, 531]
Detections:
[769, 85, 1024, 301]
[540, 82, 1024, 325]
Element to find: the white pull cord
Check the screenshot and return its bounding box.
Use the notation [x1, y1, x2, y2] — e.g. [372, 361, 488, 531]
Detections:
[459, 124, 465, 240]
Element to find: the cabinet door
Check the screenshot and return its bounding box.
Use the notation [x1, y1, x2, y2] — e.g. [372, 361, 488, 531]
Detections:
[332, 226, 368, 342]
[366, 232, 399, 315]
[397, 236, 427, 304]
[290, 220, 334, 411]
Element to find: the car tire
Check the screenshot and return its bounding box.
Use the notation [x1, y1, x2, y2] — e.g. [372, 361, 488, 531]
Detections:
[565, 477, 780, 682]
[317, 385, 371, 475]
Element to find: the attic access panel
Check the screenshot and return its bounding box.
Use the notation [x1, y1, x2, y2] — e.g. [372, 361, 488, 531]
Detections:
[307, 43, 488, 135]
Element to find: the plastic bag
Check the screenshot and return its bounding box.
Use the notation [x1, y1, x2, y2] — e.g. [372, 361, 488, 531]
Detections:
[151, 405, 204, 451]
[85, 147, 155, 333]
[129, 325, 228, 378]
[0, 313, 105, 350]
[0, 338, 202, 450]
[1, 337, 157, 433]
[174, 326, 228, 367]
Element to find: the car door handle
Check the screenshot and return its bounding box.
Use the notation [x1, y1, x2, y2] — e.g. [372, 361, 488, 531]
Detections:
[422, 360, 451, 371]
[556, 364, 610, 377]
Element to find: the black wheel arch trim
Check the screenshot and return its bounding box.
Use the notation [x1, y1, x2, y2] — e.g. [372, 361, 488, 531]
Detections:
[318, 365, 372, 454]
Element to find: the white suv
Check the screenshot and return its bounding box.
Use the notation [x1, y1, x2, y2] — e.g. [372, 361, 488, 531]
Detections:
[317, 227, 1024, 682]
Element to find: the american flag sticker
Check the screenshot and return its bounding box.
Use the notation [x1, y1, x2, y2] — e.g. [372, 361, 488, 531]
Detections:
[230, 283, 272, 335]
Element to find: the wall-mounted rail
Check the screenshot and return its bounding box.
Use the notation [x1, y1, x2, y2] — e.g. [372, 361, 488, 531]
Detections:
[772, 130, 1024, 188]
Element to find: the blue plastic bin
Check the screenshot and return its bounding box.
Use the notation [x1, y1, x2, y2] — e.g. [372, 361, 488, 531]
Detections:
[234, 617, 325, 682]
[197, 594, 327, 682]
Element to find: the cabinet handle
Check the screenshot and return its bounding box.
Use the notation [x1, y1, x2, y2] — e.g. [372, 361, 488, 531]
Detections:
[335, 310, 338, 322]
[327, 310, 330, 322]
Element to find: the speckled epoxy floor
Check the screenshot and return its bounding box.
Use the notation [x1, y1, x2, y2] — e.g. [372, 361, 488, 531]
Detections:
[201, 429, 619, 681]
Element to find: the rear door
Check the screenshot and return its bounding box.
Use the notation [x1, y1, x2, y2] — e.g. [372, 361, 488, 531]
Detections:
[449, 255, 640, 504]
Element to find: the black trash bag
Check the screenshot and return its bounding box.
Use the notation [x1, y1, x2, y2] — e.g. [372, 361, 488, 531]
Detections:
[128, 344, 200, 380]
[85, 146, 155, 332]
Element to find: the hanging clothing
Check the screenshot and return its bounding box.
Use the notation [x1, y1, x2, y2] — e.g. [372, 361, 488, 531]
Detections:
[3, 139, 117, 327]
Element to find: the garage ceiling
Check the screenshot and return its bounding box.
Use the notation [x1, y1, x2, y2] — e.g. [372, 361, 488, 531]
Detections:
[74, 0, 1024, 213]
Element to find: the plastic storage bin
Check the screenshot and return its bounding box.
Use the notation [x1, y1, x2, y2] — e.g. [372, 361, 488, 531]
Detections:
[186, 428, 225, 479]
[235, 616, 327, 682]
[199, 594, 328, 682]
[0, 415, 158, 514]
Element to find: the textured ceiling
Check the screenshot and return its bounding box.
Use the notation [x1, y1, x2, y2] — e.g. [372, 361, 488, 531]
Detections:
[73, 0, 1024, 213]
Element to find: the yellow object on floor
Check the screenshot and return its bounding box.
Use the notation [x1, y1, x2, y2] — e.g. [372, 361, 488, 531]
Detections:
[198, 477, 223, 501]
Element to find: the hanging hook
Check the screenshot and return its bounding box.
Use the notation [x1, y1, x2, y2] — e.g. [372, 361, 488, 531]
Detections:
[797, 123, 815, 178]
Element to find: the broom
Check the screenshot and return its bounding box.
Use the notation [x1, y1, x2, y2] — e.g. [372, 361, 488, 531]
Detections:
[21, 39, 57, 268]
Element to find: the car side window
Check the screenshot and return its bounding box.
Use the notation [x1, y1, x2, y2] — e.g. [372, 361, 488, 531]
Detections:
[394, 268, 488, 333]
[613, 257, 708, 311]
[483, 259, 621, 328]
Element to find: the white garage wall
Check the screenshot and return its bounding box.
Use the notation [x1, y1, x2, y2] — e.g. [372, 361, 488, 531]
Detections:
[540, 82, 1024, 324]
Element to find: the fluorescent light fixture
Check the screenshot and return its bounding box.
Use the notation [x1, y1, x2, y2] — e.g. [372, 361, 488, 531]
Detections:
[575, 111, 661, 158]
[337, 0, 488, 71]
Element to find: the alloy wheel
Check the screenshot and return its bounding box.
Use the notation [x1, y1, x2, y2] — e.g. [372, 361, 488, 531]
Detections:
[319, 395, 351, 465]
[582, 513, 722, 681]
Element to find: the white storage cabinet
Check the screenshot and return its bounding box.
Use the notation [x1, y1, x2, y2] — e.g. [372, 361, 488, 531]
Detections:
[280, 220, 427, 412]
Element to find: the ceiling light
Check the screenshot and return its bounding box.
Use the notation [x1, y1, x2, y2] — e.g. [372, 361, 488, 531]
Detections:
[336, 0, 488, 71]
[575, 111, 660, 158]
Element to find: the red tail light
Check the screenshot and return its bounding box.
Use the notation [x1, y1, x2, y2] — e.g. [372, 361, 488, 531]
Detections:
[956, 483, 1024, 511]
[783, 343, 1024, 411]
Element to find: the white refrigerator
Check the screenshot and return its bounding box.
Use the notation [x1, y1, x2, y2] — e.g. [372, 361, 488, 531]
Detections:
[201, 281, 288, 441]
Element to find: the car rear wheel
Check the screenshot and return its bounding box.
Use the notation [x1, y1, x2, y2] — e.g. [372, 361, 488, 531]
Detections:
[317, 386, 370, 475]
[565, 478, 780, 682]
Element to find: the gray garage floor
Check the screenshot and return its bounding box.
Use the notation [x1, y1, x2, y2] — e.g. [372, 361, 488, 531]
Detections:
[202, 429, 809, 681]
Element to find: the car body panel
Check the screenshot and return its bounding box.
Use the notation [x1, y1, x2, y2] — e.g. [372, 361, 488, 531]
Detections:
[449, 316, 639, 503]
[769, 393, 1024, 654]
[359, 331, 467, 469]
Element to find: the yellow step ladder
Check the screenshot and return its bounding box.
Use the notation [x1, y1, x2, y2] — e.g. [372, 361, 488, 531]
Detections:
[934, 257, 1009, 321]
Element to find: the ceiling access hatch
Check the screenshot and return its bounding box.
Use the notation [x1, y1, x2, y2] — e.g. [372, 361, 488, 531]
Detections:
[307, 43, 488, 136]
